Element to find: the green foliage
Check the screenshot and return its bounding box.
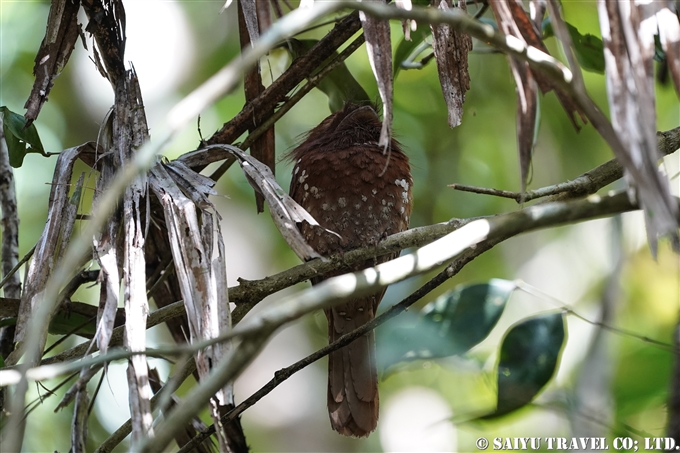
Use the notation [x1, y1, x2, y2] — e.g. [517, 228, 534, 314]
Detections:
[3, 2, 678, 450]
[419, 279, 515, 356]
[48, 312, 97, 337]
[0, 106, 47, 168]
[380, 281, 567, 420]
[282, 39, 370, 112]
[543, 19, 605, 74]
[378, 279, 515, 370]
[486, 312, 566, 418]
[393, 28, 430, 77]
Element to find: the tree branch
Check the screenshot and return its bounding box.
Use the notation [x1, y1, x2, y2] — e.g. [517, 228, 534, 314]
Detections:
[448, 126, 680, 203]
[25, 122, 680, 369]
[140, 190, 659, 452]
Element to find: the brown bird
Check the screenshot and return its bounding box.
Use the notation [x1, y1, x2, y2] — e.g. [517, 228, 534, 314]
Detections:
[289, 103, 413, 437]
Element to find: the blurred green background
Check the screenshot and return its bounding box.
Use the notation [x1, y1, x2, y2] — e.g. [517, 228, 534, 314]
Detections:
[1, 0, 679, 451]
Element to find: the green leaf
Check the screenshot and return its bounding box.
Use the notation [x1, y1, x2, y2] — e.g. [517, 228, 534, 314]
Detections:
[0, 317, 16, 329]
[543, 20, 604, 74]
[654, 34, 666, 63]
[417, 279, 515, 356]
[393, 29, 430, 78]
[488, 312, 566, 418]
[567, 23, 605, 74]
[0, 106, 47, 167]
[49, 311, 96, 337]
[282, 40, 370, 112]
[377, 279, 515, 370]
[70, 174, 84, 206]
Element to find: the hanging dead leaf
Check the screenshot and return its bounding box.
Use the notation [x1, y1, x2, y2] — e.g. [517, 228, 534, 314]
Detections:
[598, 0, 679, 253]
[180, 144, 329, 260]
[429, 0, 472, 128]
[24, 0, 81, 124]
[360, 0, 394, 147]
[489, 0, 539, 192]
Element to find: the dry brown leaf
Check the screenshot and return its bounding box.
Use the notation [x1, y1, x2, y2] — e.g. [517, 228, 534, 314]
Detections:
[114, 71, 154, 443]
[240, 0, 260, 44]
[598, 0, 679, 253]
[238, 0, 275, 214]
[11, 143, 94, 353]
[24, 0, 81, 124]
[514, 64, 538, 194]
[182, 144, 327, 260]
[429, 0, 472, 128]
[360, 0, 394, 147]
[492, 0, 586, 130]
[149, 163, 234, 424]
[489, 0, 539, 192]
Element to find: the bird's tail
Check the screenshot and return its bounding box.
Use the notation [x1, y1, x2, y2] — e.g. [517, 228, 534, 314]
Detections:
[326, 298, 379, 437]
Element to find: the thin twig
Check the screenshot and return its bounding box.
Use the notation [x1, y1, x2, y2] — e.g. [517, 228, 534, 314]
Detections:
[0, 245, 35, 291]
[448, 126, 680, 203]
[175, 257, 478, 452]
[515, 281, 676, 352]
[176, 191, 661, 450]
[208, 32, 367, 181]
[94, 357, 196, 453]
[6, 6, 348, 438]
[141, 190, 659, 452]
[449, 183, 521, 200]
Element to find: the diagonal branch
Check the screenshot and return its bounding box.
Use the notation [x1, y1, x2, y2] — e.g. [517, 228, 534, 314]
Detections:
[140, 190, 662, 452]
[25, 124, 680, 369]
[449, 126, 680, 203]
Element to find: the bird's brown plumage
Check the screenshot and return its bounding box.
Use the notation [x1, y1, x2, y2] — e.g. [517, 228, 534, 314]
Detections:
[289, 104, 412, 437]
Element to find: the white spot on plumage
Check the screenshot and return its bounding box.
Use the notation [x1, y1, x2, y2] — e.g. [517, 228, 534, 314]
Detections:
[338, 197, 347, 208]
[402, 191, 409, 203]
[361, 195, 368, 202]
[372, 189, 378, 196]
[304, 183, 309, 191]
[322, 203, 330, 211]
[354, 203, 361, 210]
[395, 178, 409, 191]
[400, 206, 405, 214]
[381, 199, 386, 205]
